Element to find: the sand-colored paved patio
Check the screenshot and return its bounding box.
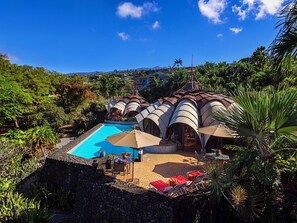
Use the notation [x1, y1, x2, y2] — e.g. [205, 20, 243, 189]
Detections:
[110, 151, 209, 189]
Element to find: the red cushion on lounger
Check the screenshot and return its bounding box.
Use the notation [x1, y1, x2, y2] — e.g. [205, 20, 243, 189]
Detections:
[188, 170, 204, 177]
[175, 175, 188, 183]
[187, 170, 204, 180]
[150, 180, 170, 192]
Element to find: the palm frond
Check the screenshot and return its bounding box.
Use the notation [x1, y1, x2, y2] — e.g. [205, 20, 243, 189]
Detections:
[270, 1, 297, 69]
[215, 88, 297, 157]
[230, 185, 248, 207]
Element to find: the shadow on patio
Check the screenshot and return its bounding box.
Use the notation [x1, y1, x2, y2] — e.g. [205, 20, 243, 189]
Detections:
[152, 162, 197, 178]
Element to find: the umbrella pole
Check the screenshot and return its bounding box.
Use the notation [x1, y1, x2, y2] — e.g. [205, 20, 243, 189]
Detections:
[217, 138, 219, 149]
[132, 149, 135, 181]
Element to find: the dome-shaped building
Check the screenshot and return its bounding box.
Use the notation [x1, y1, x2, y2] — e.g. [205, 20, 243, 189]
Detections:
[136, 81, 234, 153]
[106, 90, 150, 119]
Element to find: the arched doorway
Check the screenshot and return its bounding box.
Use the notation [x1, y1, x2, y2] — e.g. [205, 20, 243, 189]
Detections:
[126, 111, 139, 117]
[167, 123, 201, 151]
[143, 118, 161, 137]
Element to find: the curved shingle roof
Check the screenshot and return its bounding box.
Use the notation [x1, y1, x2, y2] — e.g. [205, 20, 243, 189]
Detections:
[107, 90, 149, 115]
[136, 81, 234, 149]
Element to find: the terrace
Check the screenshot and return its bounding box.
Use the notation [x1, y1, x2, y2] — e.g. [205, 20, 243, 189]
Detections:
[107, 151, 207, 189]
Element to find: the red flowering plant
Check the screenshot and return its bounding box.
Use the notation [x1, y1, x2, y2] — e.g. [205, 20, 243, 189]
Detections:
[106, 108, 137, 122]
[106, 109, 125, 121]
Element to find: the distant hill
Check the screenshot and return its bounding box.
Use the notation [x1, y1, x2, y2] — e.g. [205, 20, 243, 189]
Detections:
[68, 66, 167, 76]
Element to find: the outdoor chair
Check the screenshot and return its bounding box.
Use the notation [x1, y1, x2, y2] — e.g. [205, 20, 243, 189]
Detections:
[168, 176, 209, 197]
[114, 162, 125, 172]
[189, 175, 209, 192]
[167, 182, 191, 198]
[186, 170, 204, 181]
[149, 179, 193, 198]
[168, 175, 189, 186]
[149, 180, 173, 194]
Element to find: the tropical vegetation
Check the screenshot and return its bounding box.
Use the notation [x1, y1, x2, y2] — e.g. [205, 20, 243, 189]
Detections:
[0, 0, 297, 221]
[208, 88, 297, 222]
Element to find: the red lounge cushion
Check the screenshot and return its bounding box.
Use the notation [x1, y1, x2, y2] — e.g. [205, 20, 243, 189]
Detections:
[188, 170, 204, 177]
[150, 180, 169, 192]
[175, 175, 188, 183]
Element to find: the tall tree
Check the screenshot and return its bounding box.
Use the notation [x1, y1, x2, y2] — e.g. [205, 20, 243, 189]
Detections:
[173, 58, 183, 68]
[216, 88, 297, 158]
[0, 76, 33, 128]
[270, 0, 297, 68]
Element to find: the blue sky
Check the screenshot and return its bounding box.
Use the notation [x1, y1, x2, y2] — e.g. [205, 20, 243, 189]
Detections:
[0, 0, 287, 73]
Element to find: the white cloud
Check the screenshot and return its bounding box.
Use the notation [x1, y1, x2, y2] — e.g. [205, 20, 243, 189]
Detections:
[7, 54, 19, 61]
[232, 5, 250, 20]
[232, 0, 285, 20]
[198, 0, 227, 24]
[256, 0, 285, 19]
[230, 27, 243, 34]
[152, 21, 160, 30]
[143, 2, 159, 13]
[118, 32, 130, 41]
[117, 2, 159, 19]
[217, 33, 223, 38]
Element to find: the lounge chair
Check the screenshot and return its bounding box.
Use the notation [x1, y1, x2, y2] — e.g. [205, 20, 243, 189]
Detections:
[149, 179, 192, 198]
[186, 170, 204, 181]
[167, 182, 191, 198]
[168, 175, 189, 186]
[189, 175, 208, 192]
[149, 180, 172, 193]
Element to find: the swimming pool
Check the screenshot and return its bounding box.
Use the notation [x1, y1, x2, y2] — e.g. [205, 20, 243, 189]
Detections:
[68, 124, 136, 159]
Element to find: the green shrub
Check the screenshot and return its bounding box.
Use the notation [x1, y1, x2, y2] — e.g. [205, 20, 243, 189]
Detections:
[0, 142, 50, 223]
[0, 142, 38, 184]
[0, 191, 49, 223]
[29, 183, 75, 211]
[0, 129, 27, 145]
[0, 178, 16, 192]
[275, 152, 297, 183]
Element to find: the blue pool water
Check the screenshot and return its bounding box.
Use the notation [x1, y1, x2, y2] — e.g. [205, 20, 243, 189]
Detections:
[68, 124, 136, 159]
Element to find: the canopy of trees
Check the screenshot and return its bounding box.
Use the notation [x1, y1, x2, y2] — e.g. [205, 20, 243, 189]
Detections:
[140, 46, 297, 103]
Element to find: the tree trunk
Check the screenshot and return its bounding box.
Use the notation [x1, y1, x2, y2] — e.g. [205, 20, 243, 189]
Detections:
[260, 146, 272, 159]
[41, 146, 47, 159]
[14, 119, 19, 128]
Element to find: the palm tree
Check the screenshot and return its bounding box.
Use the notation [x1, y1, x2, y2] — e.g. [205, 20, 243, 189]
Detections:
[213, 88, 297, 221]
[26, 125, 57, 158]
[216, 88, 297, 159]
[270, 0, 297, 68]
[173, 58, 183, 68]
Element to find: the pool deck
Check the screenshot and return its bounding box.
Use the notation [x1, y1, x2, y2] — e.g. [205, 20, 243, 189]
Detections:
[51, 123, 208, 190]
[107, 151, 208, 189]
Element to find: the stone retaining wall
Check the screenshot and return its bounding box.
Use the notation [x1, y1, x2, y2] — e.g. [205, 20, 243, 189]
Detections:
[41, 123, 106, 191]
[41, 157, 225, 223]
[73, 176, 173, 223]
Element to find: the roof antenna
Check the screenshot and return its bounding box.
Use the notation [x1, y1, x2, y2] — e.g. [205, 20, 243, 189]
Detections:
[191, 54, 194, 89]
